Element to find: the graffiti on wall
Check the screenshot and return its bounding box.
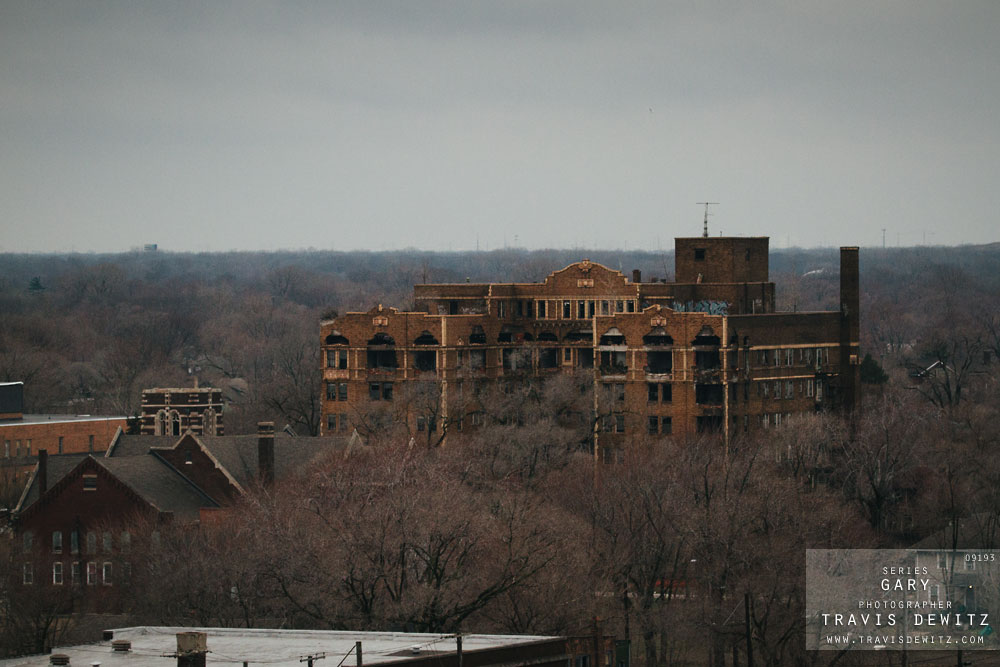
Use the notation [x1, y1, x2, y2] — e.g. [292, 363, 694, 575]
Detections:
[673, 300, 730, 315]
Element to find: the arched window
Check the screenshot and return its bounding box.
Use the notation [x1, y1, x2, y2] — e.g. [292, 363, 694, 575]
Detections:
[413, 331, 439, 345]
[537, 332, 559, 342]
[169, 410, 182, 436]
[643, 327, 673, 346]
[325, 331, 349, 345]
[599, 327, 626, 346]
[468, 326, 486, 345]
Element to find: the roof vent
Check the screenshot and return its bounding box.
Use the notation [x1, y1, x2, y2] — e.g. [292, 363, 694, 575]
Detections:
[111, 640, 132, 653]
[50, 655, 70, 666]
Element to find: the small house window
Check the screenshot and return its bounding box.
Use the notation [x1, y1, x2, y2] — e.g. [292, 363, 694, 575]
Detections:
[53, 562, 63, 585]
[694, 248, 706, 261]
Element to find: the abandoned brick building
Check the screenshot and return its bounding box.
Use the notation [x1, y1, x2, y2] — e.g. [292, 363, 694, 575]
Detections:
[320, 235, 860, 458]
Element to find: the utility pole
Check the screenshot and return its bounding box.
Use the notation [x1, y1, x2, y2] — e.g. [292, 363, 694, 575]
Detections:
[696, 202, 719, 237]
[744, 592, 754, 667]
[356, 642, 363, 667]
[300, 653, 326, 667]
[456, 635, 463, 667]
[881, 228, 886, 249]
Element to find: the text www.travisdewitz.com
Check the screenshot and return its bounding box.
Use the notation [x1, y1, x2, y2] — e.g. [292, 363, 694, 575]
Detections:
[825, 635, 985, 646]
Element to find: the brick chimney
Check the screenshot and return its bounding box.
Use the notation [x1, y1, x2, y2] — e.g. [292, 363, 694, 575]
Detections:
[839, 247, 861, 412]
[632, 269, 641, 284]
[257, 422, 275, 487]
[38, 449, 48, 495]
[176, 632, 207, 667]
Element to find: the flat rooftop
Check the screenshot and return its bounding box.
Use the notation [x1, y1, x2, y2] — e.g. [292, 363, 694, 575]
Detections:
[0, 627, 558, 667]
[0, 414, 126, 426]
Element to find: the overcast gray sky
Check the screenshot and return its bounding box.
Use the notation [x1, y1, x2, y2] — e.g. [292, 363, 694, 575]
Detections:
[1, 1, 997, 253]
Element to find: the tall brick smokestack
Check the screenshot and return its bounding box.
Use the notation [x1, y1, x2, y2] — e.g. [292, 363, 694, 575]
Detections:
[257, 422, 275, 487]
[38, 449, 48, 495]
[839, 247, 861, 412]
[632, 269, 641, 284]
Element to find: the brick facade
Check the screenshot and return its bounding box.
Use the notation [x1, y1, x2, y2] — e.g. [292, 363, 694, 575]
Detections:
[139, 386, 224, 436]
[319, 237, 860, 456]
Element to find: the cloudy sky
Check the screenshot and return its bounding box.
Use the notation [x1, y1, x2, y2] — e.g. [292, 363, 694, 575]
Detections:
[1, 2, 997, 253]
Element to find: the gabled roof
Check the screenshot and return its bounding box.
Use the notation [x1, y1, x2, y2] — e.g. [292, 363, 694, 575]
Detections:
[107, 432, 349, 488]
[15, 454, 217, 522]
[17, 432, 351, 522]
[15, 453, 89, 511]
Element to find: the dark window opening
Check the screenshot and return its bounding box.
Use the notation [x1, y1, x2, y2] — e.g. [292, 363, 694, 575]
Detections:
[692, 330, 721, 370]
[646, 350, 673, 374]
[643, 328, 673, 346]
[539, 348, 559, 369]
[695, 384, 724, 405]
[413, 331, 439, 345]
[695, 248, 706, 261]
[503, 348, 531, 371]
[367, 349, 398, 369]
[449, 301, 459, 315]
[599, 328, 626, 346]
[578, 348, 594, 369]
[325, 332, 349, 345]
[745, 248, 751, 262]
[563, 301, 571, 318]
[648, 383, 658, 402]
[565, 329, 592, 343]
[697, 415, 723, 433]
[599, 351, 627, 375]
[414, 350, 436, 372]
[470, 349, 486, 370]
[537, 331, 558, 342]
[469, 326, 486, 344]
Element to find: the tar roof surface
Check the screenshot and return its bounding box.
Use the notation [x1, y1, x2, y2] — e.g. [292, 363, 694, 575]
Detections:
[0, 627, 557, 667]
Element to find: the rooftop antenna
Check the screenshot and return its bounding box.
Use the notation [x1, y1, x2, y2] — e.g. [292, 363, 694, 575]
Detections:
[696, 202, 718, 237]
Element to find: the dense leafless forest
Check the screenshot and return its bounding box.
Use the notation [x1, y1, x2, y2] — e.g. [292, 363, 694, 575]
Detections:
[2, 243, 1000, 665]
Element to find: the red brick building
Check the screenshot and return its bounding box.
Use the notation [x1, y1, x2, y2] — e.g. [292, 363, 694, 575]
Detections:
[11, 424, 351, 610]
[1, 382, 127, 506]
[319, 236, 860, 458]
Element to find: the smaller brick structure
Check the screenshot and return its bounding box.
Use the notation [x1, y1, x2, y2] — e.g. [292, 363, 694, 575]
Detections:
[140, 385, 224, 436]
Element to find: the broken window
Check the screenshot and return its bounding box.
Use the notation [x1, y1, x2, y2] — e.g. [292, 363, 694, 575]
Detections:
[366, 333, 398, 370]
[646, 350, 673, 374]
[502, 348, 531, 371]
[695, 384, 724, 405]
[696, 415, 722, 432]
[599, 351, 627, 375]
[539, 348, 559, 369]
[648, 383, 658, 402]
[470, 349, 486, 370]
[599, 328, 626, 346]
[325, 331, 349, 346]
[412, 331, 438, 373]
[692, 328, 721, 370]
[578, 348, 594, 369]
[468, 326, 486, 345]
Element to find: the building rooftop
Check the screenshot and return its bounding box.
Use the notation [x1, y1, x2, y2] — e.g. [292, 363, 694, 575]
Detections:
[0, 414, 126, 426]
[0, 627, 557, 667]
